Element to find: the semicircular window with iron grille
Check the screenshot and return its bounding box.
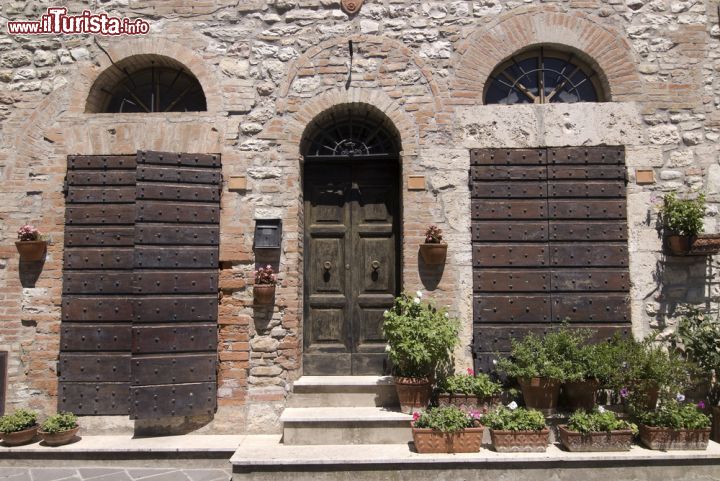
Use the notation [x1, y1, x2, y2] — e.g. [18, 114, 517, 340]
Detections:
[102, 65, 206, 113]
[484, 47, 603, 105]
[301, 106, 400, 161]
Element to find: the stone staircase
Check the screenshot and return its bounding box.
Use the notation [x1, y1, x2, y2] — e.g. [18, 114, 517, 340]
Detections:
[230, 377, 720, 481]
[281, 375, 412, 445]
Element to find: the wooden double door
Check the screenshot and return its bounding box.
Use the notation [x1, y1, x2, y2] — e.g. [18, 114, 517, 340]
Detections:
[303, 160, 400, 375]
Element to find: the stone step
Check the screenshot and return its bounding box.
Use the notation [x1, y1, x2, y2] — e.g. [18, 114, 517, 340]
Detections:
[232, 435, 720, 481]
[288, 376, 399, 408]
[281, 407, 412, 445]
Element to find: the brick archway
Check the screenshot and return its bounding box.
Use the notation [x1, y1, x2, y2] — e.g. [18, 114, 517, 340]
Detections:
[452, 7, 643, 104]
[68, 37, 222, 114]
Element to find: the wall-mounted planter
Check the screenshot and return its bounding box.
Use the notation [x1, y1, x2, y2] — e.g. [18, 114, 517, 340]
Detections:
[666, 234, 720, 256]
[253, 284, 276, 305]
[419, 243, 447, 265]
[15, 240, 47, 261]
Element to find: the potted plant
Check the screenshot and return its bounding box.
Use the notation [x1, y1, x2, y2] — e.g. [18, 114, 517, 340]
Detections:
[607, 335, 697, 415]
[660, 192, 706, 255]
[562, 336, 616, 411]
[483, 404, 549, 452]
[496, 329, 575, 412]
[638, 400, 711, 450]
[0, 409, 39, 446]
[383, 291, 460, 413]
[669, 306, 720, 442]
[15, 224, 47, 261]
[253, 264, 276, 305]
[558, 407, 637, 452]
[411, 406, 484, 453]
[38, 412, 79, 446]
[418, 225, 447, 265]
[437, 368, 502, 414]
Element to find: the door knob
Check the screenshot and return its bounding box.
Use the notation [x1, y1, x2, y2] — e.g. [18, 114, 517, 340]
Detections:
[323, 261, 332, 271]
[371, 260, 380, 270]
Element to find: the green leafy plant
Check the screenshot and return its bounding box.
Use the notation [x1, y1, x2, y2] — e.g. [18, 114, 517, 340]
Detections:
[40, 412, 78, 434]
[639, 401, 710, 430]
[412, 406, 479, 433]
[669, 306, 720, 406]
[438, 369, 502, 397]
[496, 326, 593, 382]
[566, 408, 638, 435]
[382, 292, 460, 378]
[660, 192, 706, 236]
[605, 334, 698, 413]
[0, 409, 38, 433]
[482, 407, 546, 431]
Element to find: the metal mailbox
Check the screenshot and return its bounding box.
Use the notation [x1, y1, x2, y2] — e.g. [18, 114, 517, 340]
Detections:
[254, 219, 282, 249]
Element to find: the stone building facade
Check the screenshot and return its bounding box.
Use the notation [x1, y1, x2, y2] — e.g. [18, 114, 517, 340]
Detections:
[0, 0, 718, 434]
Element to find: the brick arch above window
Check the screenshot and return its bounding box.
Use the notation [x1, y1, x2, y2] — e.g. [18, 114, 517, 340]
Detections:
[85, 54, 207, 113]
[452, 8, 643, 104]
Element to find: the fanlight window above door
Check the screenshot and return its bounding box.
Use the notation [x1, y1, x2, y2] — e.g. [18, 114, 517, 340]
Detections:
[302, 106, 400, 160]
[103, 66, 206, 113]
[484, 47, 603, 105]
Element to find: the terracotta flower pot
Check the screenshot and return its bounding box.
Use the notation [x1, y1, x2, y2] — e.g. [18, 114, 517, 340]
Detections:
[518, 377, 561, 413]
[562, 379, 599, 412]
[636, 384, 660, 411]
[689, 234, 720, 255]
[412, 427, 484, 453]
[1, 425, 38, 446]
[253, 284, 275, 305]
[712, 407, 720, 443]
[437, 393, 500, 414]
[15, 240, 47, 261]
[558, 425, 633, 452]
[394, 376, 432, 413]
[638, 424, 710, 451]
[38, 426, 80, 446]
[418, 243, 447, 265]
[489, 428, 549, 453]
[666, 235, 692, 255]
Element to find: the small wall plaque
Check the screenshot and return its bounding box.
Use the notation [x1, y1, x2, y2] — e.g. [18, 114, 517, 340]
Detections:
[408, 175, 426, 191]
[635, 169, 655, 185]
[228, 176, 247, 191]
[341, 0, 364, 15]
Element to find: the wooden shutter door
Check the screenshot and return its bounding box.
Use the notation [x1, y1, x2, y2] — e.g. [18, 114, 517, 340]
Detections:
[60, 155, 136, 415]
[470, 147, 631, 372]
[130, 151, 221, 419]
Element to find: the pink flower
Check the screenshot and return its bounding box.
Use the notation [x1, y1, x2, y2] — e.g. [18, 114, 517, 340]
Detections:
[619, 387, 629, 398]
[470, 410, 481, 419]
[698, 401, 706, 409]
[412, 412, 420, 422]
[467, 368, 474, 376]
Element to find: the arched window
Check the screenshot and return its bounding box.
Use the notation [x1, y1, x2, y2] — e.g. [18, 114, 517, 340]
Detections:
[86, 55, 207, 113]
[301, 105, 400, 160]
[484, 47, 603, 105]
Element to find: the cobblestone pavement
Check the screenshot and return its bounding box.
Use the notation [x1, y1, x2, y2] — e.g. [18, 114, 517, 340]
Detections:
[0, 468, 231, 481]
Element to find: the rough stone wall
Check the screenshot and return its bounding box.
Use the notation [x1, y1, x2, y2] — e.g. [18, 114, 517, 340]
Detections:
[0, 0, 718, 433]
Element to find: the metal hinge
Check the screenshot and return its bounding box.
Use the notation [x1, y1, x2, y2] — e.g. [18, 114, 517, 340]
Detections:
[62, 176, 69, 197]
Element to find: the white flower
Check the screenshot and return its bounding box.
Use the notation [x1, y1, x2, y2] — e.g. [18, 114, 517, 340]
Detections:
[413, 297, 421, 304]
[492, 359, 497, 365]
[507, 401, 518, 410]
[597, 406, 606, 413]
[383, 310, 389, 316]
[416, 290, 423, 298]
[676, 393, 685, 402]
[445, 312, 450, 318]
[384, 344, 391, 353]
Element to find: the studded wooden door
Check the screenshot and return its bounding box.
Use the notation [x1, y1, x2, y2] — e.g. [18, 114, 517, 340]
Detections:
[470, 147, 631, 372]
[60, 152, 221, 419]
[60, 155, 136, 415]
[131, 151, 220, 419]
[303, 161, 400, 375]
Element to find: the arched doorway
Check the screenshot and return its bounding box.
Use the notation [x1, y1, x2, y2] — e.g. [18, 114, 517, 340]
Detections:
[302, 104, 402, 375]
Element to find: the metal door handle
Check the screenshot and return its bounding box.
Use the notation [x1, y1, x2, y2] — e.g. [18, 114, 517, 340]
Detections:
[371, 260, 380, 270]
[323, 261, 332, 271]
